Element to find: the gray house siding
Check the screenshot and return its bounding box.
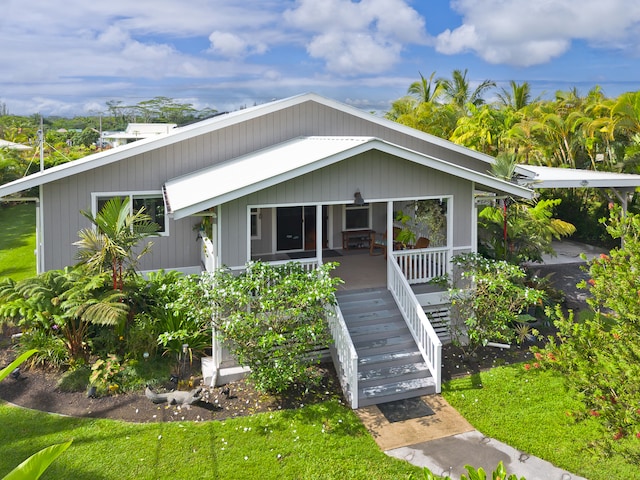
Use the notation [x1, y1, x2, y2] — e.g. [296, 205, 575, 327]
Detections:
[40, 98, 481, 272]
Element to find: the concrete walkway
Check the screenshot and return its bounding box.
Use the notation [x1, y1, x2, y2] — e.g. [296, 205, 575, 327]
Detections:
[356, 240, 605, 479]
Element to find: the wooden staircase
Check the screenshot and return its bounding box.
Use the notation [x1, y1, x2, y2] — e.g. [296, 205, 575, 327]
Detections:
[336, 288, 437, 407]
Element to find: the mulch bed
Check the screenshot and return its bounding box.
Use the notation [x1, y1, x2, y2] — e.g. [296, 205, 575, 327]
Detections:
[0, 339, 535, 424]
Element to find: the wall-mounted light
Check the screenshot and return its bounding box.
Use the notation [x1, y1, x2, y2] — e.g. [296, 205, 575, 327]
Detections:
[354, 189, 365, 206]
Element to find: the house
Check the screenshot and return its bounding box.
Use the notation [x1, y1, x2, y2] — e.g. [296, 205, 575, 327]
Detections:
[3, 93, 639, 408]
[103, 122, 177, 148]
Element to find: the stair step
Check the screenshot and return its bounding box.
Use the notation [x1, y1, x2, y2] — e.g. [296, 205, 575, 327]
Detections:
[358, 361, 430, 385]
[359, 350, 423, 367]
[358, 377, 436, 407]
[347, 319, 407, 339]
[353, 334, 416, 354]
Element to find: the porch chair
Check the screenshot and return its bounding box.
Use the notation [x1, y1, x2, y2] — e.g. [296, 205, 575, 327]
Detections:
[369, 231, 387, 257]
[369, 227, 404, 258]
[414, 237, 430, 249]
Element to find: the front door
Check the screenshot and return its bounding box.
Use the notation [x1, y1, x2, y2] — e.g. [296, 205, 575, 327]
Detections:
[276, 207, 303, 251]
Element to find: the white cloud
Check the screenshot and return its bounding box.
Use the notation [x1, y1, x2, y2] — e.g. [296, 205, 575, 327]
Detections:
[436, 0, 640, 66]
[208, 31, 267, 58]
[284, 0, 427, 75]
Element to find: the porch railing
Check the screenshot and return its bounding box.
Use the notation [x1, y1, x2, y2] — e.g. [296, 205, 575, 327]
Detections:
[388, 253, 442, 393]
[326, 302, 359, 409]
[228, 257, 319, 274]
[200, 236, 216, 273]
[394, 247, 449, 284]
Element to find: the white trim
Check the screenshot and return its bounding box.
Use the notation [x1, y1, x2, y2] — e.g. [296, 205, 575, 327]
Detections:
[91, 190, 170, 236]
[250, 207, 261, 240]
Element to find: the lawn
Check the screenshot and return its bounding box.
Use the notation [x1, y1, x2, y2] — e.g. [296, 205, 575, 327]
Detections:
[0, 399, 421, 479]
[442, 363, 638, 480]
[0, 203, 36, 281]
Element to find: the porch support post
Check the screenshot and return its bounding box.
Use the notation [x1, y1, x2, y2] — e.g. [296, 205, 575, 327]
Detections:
[471, 183, 477, 254]
[316, 204, 323, 265]
[386, 200, 394, 290]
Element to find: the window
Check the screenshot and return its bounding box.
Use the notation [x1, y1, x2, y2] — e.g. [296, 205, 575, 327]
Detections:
[94, 192, 168, 235]
[250, 208, 261, 239]
[343, 204, 371, 230]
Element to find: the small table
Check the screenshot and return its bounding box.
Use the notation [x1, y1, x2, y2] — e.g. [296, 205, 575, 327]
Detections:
[342, 229, 374, 250]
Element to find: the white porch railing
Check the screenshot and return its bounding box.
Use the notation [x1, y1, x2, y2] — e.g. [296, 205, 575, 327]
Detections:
[200, 236, 216, 272]
[394, 247, 449, 284]
[228, 257, 319, 275]
[388, 253, 442, 393]
[326, 302, 359, 409]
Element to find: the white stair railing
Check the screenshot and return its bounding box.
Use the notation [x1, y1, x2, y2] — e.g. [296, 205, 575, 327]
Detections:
[326, 302, 359, 409]
[388, 253, 442, 393]
[394, 247, 448, 284]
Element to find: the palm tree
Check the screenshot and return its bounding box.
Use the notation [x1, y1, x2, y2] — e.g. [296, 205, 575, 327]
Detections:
[438, 69, 496, 112]
[407, 71, 443, 104]
[496, 81, 536, 111]
[74, 196, 159, 290]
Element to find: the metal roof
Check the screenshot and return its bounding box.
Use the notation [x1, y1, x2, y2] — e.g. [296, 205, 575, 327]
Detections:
[0, 93, 499, 199]
[164, 136, 534, 219]
[517, 165, 640, 189]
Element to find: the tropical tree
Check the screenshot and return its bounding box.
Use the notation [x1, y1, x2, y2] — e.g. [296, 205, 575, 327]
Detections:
[438, 68, 496, 113]
[407, 71, 443, 104]
[477, 198, 576, 264]
[74, 196, 159, 291]
[0, 269, 128, 361]
[496, 80, 535, 111]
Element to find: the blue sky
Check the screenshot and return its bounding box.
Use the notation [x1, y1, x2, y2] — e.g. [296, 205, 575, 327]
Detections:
[2, 0, 640, 116]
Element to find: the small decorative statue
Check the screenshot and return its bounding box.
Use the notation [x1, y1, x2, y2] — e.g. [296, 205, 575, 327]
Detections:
[145, 386, 203, 405]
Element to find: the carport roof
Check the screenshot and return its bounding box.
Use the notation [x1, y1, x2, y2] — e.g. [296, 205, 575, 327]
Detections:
[517, 165, 640, 189]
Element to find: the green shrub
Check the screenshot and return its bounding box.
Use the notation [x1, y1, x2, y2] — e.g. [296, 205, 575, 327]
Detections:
[449, 253, 544, 357]
[534, 206, 640, 459]
[208, 261, 342, 393]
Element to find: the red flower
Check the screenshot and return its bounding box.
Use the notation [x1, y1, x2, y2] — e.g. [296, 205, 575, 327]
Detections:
[613, 430, 624, 441]
[636, 432, 640, 439]
[588, 279, 596, 286]
[534, 352, 543, 360]
[533, 362, 541, 369]
[547, 353, 557, 362]
[599, 253, 609, 261]
[589, 410, 600, 416]
[524, 364, 531, 371]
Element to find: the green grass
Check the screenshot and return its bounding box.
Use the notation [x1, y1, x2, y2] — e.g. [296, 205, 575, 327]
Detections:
[0, 399, 421, 479]
[0, 203, 36, 281]
[442, 364, 638, 480]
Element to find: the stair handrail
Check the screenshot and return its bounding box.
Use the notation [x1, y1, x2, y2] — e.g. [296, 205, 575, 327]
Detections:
[388, 254, 442, 393]
[326, 301, 359, 409]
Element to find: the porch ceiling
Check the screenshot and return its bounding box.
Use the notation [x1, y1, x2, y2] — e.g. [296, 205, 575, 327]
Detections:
[164, 136, 534, 219]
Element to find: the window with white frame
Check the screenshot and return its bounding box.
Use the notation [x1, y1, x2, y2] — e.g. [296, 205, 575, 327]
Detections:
[94, 192, 168, 235]
[343, 203, 371, 230]
[250, 208, 261, 239]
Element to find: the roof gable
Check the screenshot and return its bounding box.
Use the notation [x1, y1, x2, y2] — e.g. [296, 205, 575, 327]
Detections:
[164, 136, 533, 219]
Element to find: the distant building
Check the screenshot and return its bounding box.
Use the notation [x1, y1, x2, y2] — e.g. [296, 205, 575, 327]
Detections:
[103, 123, 177, 148]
